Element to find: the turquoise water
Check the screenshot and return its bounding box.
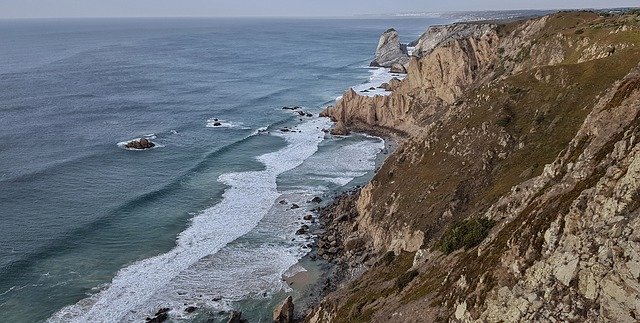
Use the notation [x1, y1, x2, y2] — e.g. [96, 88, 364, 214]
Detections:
[0, 17, 449, 322]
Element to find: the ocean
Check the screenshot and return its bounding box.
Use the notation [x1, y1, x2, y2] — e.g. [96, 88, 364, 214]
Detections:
[0, 17, 449, 322]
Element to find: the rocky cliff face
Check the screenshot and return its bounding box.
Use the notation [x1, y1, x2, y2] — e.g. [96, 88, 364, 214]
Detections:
[310, 11, 640, 322]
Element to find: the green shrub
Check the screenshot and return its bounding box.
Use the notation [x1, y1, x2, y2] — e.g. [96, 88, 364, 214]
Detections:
[438, 218, 496, 254]
[381, 251, 396, 266]
[395, 270, 419, 291]
[507, 87, 523, 95]
[495, 115, 512, 127]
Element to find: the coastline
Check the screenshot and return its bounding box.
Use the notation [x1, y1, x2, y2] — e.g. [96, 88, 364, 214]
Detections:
[280, 130, 400, 321]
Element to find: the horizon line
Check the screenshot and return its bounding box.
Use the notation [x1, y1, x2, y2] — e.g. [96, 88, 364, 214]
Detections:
[0, 6, 637, 20]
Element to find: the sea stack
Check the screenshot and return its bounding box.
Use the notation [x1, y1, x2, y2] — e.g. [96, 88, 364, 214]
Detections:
[370, 28, 409, 69]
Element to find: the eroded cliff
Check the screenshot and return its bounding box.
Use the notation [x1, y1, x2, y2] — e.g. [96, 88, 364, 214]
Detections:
[310, 10, 640, 322]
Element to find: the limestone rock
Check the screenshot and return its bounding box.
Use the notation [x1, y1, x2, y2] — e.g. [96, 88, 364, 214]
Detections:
[370, 28, 409, 68]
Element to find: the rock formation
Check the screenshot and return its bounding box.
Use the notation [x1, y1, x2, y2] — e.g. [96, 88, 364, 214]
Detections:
[370, 28, 409, 68]
[309, 10, 640, 322]
[273, 296, 294, 323]
[125, 137, 155, 150]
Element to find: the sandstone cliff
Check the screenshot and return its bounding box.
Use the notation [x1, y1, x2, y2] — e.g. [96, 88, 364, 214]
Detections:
[310, 10, 640, 322]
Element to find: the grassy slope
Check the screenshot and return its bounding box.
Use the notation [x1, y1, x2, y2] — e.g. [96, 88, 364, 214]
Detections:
[324, 11, 640, 322]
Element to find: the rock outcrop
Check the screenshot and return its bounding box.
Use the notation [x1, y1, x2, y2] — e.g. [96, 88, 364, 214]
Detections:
[125, 137, 155, 150]
[370, 28, 409, 68]
[309, 10, 640, 323]
[411, 23, 499, 58]
[273, 296, 294, 323]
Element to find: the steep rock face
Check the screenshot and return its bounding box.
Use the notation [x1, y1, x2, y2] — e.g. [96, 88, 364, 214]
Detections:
[370, 28, 410, 68]
[411, 23, 499, 58]
[309, 11, 640, 322]
[323, 21, 501, 136]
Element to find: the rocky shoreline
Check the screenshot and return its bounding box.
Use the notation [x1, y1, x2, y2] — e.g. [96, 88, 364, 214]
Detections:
[296, 9, 640, 323]
[290, 188, 375, 321]
[287, 134, 399, 321]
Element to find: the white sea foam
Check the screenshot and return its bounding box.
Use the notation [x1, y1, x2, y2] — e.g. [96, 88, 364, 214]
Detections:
[349, 67, 406, 98]
[206, 118, 250, 129]
[252, 126, 269, 136]
[285, 136, 385, 189]
[49, 118, 331, 323]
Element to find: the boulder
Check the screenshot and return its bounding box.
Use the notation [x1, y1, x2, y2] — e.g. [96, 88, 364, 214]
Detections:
[390, 62, 407, 74]
[145, 308, 170, 323]
[296, 225, 309, 235]
[370, 28, 410, 68]
[273, 296, 294, 323]
[213, 122, 222, 126]
[290, 203, 300, 209]
[125, 137, 155, 150]
[303, 214, 313, 221]
[330, 121, 349, 136]
[311, 196, 323, 203]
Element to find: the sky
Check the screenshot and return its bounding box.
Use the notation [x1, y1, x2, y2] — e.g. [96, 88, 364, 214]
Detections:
[0, 0, 638, 19]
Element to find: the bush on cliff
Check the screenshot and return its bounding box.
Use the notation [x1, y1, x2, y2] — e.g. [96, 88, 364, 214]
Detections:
[438, 218, 496, 254]
[380, 250, 396, 266]
[395, 270, 419, 291]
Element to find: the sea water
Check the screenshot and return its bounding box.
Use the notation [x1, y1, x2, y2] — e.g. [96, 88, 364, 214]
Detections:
[0, 17, 450, 322]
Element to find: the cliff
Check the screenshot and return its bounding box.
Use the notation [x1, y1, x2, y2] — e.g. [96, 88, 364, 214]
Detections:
[310, 11, 640, 322]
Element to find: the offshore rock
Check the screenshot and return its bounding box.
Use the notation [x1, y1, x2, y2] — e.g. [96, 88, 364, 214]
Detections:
[125, 137, 155, 150]
[370, 28, 409, 68]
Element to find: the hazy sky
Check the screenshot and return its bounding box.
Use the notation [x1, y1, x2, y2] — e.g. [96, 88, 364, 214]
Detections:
[0, 0, 638, 18]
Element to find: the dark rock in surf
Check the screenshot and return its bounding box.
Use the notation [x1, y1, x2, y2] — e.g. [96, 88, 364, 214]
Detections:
[125, 137, 155, 150]
[146, 308, 170, 323]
